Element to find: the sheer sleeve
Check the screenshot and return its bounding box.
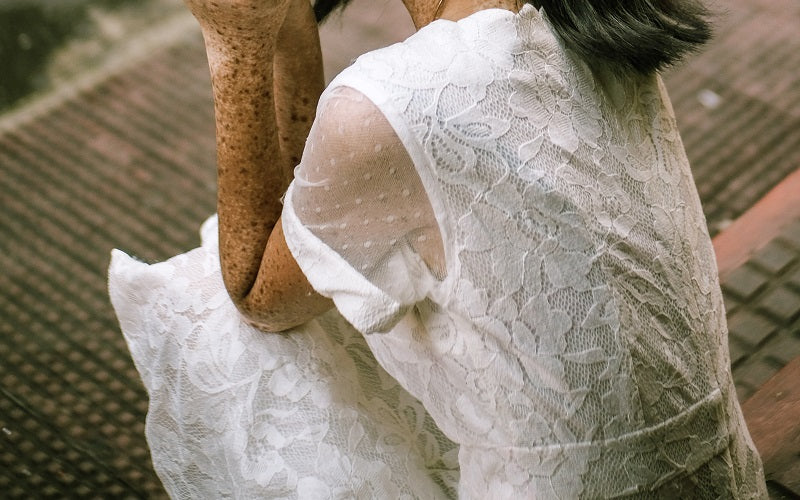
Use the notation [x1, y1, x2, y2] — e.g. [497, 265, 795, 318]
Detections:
[281, 86, 445, 333]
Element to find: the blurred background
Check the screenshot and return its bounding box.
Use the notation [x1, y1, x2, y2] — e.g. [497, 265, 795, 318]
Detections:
[0, 0, 183, 112]
[1, 0, 798, 497]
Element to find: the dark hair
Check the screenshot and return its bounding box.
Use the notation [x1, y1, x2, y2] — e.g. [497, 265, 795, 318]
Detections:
[313, 0, 712, 75]
[313, 0, 353, 23]
[537, 0, 711, 74]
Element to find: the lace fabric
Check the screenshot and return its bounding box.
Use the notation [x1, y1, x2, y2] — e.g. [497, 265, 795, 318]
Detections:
[283, 86, 445, 333]
[111, 4, 767, 498]
[282, 4, 767, 497]
[109, 216, 459, 499]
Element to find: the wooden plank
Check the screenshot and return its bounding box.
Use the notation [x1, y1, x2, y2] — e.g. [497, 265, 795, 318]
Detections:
[741, 356, 800, 494]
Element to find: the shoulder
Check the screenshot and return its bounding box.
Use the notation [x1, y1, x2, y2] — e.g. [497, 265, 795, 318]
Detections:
[315, 87, 400, 149]
[301, 86, 406, 180]
[329, 23, 464, 90]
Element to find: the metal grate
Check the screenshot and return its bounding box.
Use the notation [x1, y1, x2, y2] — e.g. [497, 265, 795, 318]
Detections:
[0, 29, 214, 498]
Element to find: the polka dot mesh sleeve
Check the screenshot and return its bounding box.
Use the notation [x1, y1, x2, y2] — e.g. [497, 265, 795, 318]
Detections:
[282, 86, 445, 332]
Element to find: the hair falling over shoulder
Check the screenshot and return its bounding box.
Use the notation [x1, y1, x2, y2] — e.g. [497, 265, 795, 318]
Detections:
[313, 0, 711, 75]
[537, 0, 712, 74]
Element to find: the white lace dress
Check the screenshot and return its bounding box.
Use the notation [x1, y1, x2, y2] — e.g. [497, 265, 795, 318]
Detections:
[110, 5, 767, 498]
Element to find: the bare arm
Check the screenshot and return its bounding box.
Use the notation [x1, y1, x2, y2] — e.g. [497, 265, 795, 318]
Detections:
[186, 0, 333, 331]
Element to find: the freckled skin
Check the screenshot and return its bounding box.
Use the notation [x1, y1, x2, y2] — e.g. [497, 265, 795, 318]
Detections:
[185, 0, 331, 331]
[184, 0, 521, 331]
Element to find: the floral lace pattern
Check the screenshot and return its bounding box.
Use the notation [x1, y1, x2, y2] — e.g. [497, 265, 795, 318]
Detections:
[111, 4, 767, 498]
[283, 4, 766, 498]
[109, 217, 459, 499]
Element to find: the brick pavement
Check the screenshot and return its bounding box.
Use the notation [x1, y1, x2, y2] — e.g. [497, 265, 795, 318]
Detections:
[724, 220, 800, 401]
[0, 0, 798, 497]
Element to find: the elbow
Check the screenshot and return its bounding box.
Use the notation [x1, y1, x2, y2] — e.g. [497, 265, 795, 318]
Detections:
[220, 260, 334, 332]
[230, 290, 333, 333]
[233, 300, 299, 333]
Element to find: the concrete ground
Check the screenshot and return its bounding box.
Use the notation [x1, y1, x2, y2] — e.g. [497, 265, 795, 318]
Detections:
[0, 0, 798, 496]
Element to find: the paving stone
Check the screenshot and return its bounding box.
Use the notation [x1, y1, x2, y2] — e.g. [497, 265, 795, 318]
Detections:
[749, 240, 798, 274]
[786, 265, 800, 293]
[733, 356, 780, 392]
[728, 337, 750, 366]
[778, 220, 800, 249]
[760, 330, 800, 366]
[759, 286, 800, 324]
[721, 264, 770, 300]
[736, 382, 756, 404]
[723, 293, 741, 316]
[727, 310, 778, 347]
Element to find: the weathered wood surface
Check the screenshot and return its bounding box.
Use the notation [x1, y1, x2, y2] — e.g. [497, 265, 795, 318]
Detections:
[742, 356, 800, 495]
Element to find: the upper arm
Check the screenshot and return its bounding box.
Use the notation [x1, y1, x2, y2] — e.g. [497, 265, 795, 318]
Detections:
[240, 86, 445, 333]
[279, 86, 446, 332]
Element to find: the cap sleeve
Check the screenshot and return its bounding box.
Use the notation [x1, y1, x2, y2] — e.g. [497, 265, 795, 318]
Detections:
[281, 86, 444, 333]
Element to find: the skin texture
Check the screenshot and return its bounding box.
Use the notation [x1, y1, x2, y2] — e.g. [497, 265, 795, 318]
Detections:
[186, 0, 522, 331]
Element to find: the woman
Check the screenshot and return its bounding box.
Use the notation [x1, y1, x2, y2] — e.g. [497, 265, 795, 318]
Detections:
[110, 0, 768, 497]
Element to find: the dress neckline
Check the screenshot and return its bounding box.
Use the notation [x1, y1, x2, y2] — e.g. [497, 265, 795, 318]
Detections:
[431, 2, 541, 26]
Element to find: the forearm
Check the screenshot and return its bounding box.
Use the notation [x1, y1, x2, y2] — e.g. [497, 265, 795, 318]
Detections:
[193, 0, 324, 305]
[273, 3, 325, 184]
[201, 21, 286, 301]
